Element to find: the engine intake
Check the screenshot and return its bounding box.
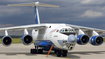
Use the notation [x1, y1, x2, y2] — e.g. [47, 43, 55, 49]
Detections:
[1, 36, 12, 46]
[90, 36, 103, 45]
[77, 34, 89, 45]
[21, 34, 33, 45]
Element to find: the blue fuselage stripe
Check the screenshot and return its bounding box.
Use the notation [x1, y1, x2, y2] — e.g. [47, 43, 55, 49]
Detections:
[35, 6, 38, 24]
[34, 40, 60, 51]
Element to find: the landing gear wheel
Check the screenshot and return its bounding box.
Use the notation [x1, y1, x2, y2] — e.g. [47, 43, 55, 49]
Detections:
[62, 50, 67, 57]
[56, 50, 61, 57]
[38, 49, 43, 54]
[30, 49, 37, 54]
[54, 50, 57, 53]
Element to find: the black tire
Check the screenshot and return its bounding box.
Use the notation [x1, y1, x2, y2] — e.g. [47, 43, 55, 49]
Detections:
[54, 50, 57, 53]
[30, 49, 37, 54]
[30, 49, 34, 54]
[62, 50, 67, 57]
[38, 49, 43, 54]
[56, 50, 61, 57]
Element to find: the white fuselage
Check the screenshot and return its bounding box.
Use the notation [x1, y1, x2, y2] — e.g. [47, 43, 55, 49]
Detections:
[32, 23, 76, 50]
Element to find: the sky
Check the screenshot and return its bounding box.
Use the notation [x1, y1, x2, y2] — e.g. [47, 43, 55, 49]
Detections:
[0, 0, 105, 35]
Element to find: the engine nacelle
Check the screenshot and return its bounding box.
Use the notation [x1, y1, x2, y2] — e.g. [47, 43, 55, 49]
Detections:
[77, 34, 89, 45]
[1, 36, 12, 46]
[90, 36, 103, 45]
[21, 34, 33, 45]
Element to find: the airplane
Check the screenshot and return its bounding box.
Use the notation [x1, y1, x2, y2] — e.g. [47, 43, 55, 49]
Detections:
[0, 2, 105, 57]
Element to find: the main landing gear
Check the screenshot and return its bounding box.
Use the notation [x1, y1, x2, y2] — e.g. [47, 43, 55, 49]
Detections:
[30, 45, 67, 57]
[30, 46, 43, 54]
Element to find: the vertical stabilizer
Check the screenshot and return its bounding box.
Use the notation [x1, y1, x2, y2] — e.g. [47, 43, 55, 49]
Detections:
[8, 2, 59, 24]
[34, 6, 40, 24]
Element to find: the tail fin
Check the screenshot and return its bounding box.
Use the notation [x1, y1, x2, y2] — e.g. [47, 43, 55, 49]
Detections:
[8, 2, 59, 24]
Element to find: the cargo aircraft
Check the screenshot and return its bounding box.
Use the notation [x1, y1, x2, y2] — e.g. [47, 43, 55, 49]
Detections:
[0, 2, 105, 57]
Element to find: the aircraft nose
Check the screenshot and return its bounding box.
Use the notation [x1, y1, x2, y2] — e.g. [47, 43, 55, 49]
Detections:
[68, 35, 77, 43]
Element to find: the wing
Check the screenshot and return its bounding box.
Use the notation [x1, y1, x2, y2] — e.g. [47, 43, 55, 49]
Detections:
[66, 24, 105, 37]
[0, 24, 47, 46]
[0, 24, 46, 31]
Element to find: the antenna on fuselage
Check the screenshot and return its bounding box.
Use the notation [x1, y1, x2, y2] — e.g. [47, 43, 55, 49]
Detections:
[7, 2, 59, 24]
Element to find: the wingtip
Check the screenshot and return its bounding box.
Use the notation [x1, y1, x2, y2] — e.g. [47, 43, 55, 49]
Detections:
[7, 4, 11, 6]
[57, 6, 60, 7]
[7, 5, 9, 6]
[55, 6, 59, 7]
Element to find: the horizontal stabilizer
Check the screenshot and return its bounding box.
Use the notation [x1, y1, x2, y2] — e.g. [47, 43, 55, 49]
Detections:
[7, 2, 59, 7]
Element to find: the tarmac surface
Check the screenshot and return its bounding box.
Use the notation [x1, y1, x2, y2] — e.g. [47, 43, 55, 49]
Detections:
[0, 43, 105, 59]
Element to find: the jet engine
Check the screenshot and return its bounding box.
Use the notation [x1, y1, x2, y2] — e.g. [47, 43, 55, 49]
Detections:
[1, 36, 12, 46]
[77, 34, 89, 45]
[21, 34, 33, 45]
[90, 36, 103, 45]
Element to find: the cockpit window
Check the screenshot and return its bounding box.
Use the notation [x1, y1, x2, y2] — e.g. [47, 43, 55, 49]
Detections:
[60, 28, 76, 36]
